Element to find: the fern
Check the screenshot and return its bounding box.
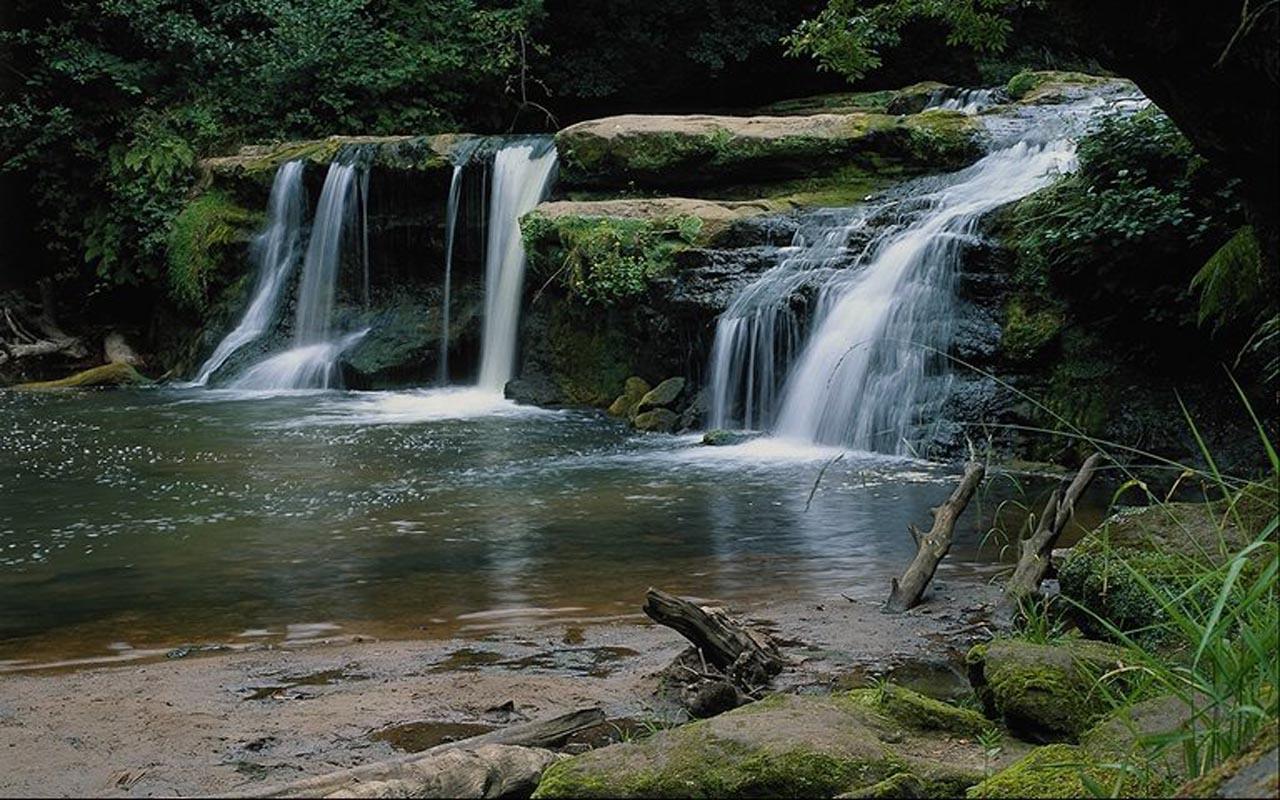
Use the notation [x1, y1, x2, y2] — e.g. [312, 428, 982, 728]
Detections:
[1192, 225, 1264, 329]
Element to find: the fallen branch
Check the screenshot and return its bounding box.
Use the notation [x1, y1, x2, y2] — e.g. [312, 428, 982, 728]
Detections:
[1001, 453, 1104, 609]
[885, 461, 986, 613]
[223, 706, 604, 799]
[643, 588, 784, 688]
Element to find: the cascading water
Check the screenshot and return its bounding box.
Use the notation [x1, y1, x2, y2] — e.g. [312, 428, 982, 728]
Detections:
[189, 161, 306, 386]
[476, 139, 557, 392]
[925, 87, 1000, 114]
[706, 98, 1121, 454]
[232, 157, 366, 390]
[438, 139, 483, 384]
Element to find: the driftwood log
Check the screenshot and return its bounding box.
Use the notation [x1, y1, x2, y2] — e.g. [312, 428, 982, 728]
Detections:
[885, 461, 986, 613]
[643, 588, 784, 690]
[1001, 453, 1104, 610]
[224, 707, 604, 799]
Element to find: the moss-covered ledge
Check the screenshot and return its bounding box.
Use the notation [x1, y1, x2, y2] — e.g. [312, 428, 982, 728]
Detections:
[521, 200, 755, 305]
[199, 133, 472, 197]
[555, 110, 982, 189]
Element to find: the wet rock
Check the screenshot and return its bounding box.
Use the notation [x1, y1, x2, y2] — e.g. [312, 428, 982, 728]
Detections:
[967, 638, 1129, 742]
[505, 375, 567, 407]
[701, 429, 760, 446]
[635, 377, 686, 415]
[104, 332, 142, 366]
[684, 681, 741, 719]
[632, 408, 679, 433]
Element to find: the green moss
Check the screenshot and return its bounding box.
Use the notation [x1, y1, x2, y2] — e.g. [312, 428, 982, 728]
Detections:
[972, 639, 1127, 740]
[545, 304, 633, 406]
[166, 190, 258, 311]
[844, 685, 994, 736]
[522, 211, 701, 304]
[966, 743, 1154, 798]
[899, 110, 985, 168]
[14, 362, 150, 390]
[1005, 71, 1107, 102]
[1003, 297, 1063, 362]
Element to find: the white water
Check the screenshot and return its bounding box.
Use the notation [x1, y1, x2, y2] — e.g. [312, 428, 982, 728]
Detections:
[774, 140, 1077, 451]
[234, 159, 364, 390]
[295, 163, 359, 345]
[926, 87, 1000, 115]
[229, 329, 369, 391]
[707, 102, 1100, 454]
[476, 141, 557, 391]
[189, 161, 305, 386]
[438, 163, 466, 383]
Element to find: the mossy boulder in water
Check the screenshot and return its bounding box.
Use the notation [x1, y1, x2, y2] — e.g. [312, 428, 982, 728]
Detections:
[1004, 71, 1114, 104]
[532, 690, 1022, 799]
[607, 376, 652, 418]
[967, 638, 1129, 742]
[632, 408, 679, 433]
[14, 362, 151, 390]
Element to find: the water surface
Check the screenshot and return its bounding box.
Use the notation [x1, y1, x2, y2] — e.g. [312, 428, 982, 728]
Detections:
[0, 388, 1088, 667]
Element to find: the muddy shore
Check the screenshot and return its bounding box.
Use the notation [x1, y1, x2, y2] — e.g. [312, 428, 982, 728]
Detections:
[0, 578, 1000, 797]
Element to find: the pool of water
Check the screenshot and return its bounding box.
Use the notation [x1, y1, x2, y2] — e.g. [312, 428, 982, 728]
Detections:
[0, 387, 1093, 667]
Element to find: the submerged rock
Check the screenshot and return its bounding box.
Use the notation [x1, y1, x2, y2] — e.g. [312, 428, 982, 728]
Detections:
[967, 638, 1129, 742]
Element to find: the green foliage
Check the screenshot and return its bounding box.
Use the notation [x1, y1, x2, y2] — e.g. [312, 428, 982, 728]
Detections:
[1, 0, 541, 299]
[166, 190, 257, 311]
[1194, 226, 1265, 329]
[1006, 109, 1243, 334]
[1002, 297, 1062, 362]
[523, 213, 702, 305]
[785, 0, 1034, 81]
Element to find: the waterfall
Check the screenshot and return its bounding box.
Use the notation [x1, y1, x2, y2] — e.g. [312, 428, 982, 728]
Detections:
[706, 106, 1098, 454]
[438, 139, 483, 384]
[926, 87, 1000, 115]
[190, 161, 305, 386]
[232, 158, 366, 390]
[476, 139, 557, 391]
[359, 167, 372, 307]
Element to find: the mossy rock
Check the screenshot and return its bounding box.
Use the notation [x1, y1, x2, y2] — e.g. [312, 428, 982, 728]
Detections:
[635, 377, 686, 414]
[1004, 71, 1112, 104]
[14, 362, 151, 390]
[1176, 723, 1278, 798]
[1057, 501, 1264, 645]
[968, 639, 1129, 742]
[966, 742, 1156, 798]
[532, 692, 1014, 799]
[633, 408, 679, 433]
[608, 376, 652, 418]
[756, 82, 949, 116]
[844, 684, 994, 737]
[702, 430, 761, 446]
[167, 190, 261, 312]
[1001, 297, 1063, 362]
[522, 207, 705, 304]
[555, 110, 981, 190]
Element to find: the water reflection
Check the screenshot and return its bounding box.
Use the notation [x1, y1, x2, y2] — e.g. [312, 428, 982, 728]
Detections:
[0, 388, 1100, 664]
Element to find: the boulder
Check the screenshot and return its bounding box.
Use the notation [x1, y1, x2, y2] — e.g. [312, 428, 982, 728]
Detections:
[532, 689, 1028, 799]
[13, 362, 150, 390]
[1057, 498, 1266, 645]
[1176, 724, 1279, 798]
[555, 110, 981, 189]
[967, 638, 1130, 742]
[635, 377, 686, 415]
[632, 408, 679, 434]
[607, 377, 651, 418]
